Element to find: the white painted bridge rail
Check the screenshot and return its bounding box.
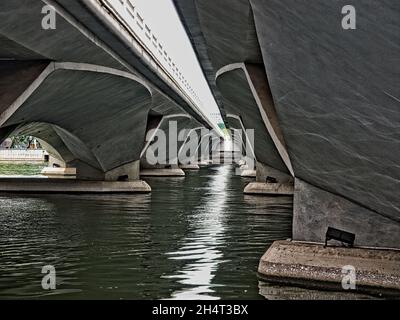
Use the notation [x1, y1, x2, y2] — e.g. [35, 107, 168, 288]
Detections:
[0, 150, 47, 162]
[87, 0, 222, 135]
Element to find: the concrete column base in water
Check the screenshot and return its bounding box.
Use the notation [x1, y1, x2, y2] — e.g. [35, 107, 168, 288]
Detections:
[244, 182, 294, 196]
[243, 162, 294, 195]
[293, 179, 400, 248]
[180, 164, 200, 170]
[258, 240, 400, 297]
[198, 160, 213, 167]
[41, 167, 77, 179]
[240, 169, 256, 178]
[256, 162, 293, 184]
[0, 178, 151, 193]
[140, 168, 185, 177]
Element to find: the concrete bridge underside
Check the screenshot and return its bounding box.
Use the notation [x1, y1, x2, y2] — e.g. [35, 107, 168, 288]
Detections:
[174, 0, 400, 249]
[0, 0, 213, 185]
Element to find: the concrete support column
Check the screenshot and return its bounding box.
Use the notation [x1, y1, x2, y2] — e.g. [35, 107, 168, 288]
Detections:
[48, 155, 66, 168]
[67, 160, 105, 181]
[256, 161, 292, 184]
[244, 162, 294, 195]
[293, 178, 400, 249]
[105, 160, 140, 181]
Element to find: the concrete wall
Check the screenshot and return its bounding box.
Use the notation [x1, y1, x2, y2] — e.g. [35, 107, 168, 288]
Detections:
[294, 179, 400, 249]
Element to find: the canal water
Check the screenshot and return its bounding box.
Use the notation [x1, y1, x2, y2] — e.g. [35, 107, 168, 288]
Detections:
[0, 165, 376, 300]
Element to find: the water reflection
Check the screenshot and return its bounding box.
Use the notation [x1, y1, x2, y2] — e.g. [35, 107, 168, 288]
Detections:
[258, 281, 378, 300]
[0, 165, 295, 299]
[164, 166, 229, 300]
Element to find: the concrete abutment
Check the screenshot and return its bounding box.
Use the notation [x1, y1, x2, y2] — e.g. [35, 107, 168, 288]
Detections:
[258, 240, 400, 297]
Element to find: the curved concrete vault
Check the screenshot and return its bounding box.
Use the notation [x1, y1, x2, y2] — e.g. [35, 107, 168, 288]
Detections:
[216, 63, 293, 177]
[1, 62, 153, 180]
[0, 0, 216, 186]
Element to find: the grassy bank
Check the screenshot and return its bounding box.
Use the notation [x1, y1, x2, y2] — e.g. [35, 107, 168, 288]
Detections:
[0, 163, 46, 176]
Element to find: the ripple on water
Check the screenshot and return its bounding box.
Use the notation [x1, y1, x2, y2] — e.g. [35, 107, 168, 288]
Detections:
[0, 166, 295, 299]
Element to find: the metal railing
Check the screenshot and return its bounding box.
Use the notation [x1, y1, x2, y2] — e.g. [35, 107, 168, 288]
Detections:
[0, 149, 47, 162]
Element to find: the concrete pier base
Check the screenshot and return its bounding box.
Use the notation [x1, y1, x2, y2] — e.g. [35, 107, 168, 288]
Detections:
[258, 240, 400, 297]
[0, 178, 151, 193]
[41, 167, 76, 179]
[198, 160, 213, 167]
[240, 170, 256, 178]
[140, 168, 185, 177]
[244, 182, 294, 195]
[180, 164, 200, 170]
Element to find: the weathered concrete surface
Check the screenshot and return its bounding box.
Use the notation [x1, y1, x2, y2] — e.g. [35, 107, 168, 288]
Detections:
[105, 160, 140, 182]
[176, 0, 293, 181]
[174, 0, 270, 156]
[198, 160, 213, 167]
[294, 179, 400, 249]
[194, 0, 262, 70]
[240, 169, 256, 178]
[216, 65, 289, 174]
[0, 0, 217, 187]
[0, 1, 213, 127]
[56, 0, 213, 126]
[1, 62, 153, 180]
[244, 182, 294, 196]
[0, 178, 151, 193]
[0, 61, 49, 115]
[256, 161, 292, 184]
[250, 0, 400, 224]
[258, 241, 400, 297]
[175, 0, 400, 250]
[41, 167, 76, 179]
[180, 164, 200, 170]
[229, 122, 249, 158]
[140, 169, 185, 177]
[47, 154, 66, 168]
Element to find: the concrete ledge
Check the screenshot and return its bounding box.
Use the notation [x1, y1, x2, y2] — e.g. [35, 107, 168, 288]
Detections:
[0, 178, 151, 193]
[41, 167, 76, 179]
[198, 160, 213, 167]
[244, 182, 294, 195]
[140, 169, 185, 177]
[240, 170, 256, 178]
[180, 164, 200, 170]
[258, 241, 400, 297]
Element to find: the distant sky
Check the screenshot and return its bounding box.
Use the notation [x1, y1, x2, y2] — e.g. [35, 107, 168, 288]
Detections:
[131, 0, 224, 128]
